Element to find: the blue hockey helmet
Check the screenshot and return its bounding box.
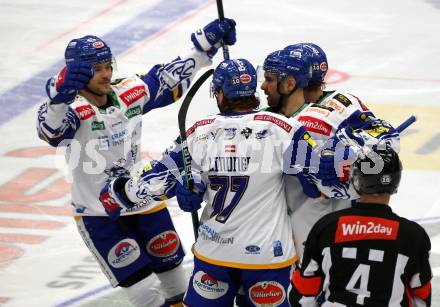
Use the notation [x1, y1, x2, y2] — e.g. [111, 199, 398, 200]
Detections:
[65, 35, 112, 67]
[212, 58, 257, 99]
[262, 48, 311, 88]
[285, 43, 328, 86]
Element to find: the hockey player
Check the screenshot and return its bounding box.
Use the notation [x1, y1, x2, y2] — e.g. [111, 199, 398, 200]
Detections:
[260, 43, 401, 260]
[98, 55, 334, 306]
[289, 146, 432, 307]
[36, 18, 236, 307]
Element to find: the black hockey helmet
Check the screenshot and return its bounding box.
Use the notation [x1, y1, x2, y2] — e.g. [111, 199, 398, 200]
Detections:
[350, 145, 402, 195]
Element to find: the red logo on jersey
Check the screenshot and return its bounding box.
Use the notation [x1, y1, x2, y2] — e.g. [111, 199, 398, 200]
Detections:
[320, 62, 328, 72]
[186, 119, 215, 136]
[249, 281, 286, 306]
[254, 114, 292, 133]
[146, 231, 180, 257]
[225, 145, 236, 152]
[239, 74, 251, 84]
[120, 86, 146, 107]
[298, 116, 332, 136]
[75, 105, 96, 120]
[335, 216, 399, 243]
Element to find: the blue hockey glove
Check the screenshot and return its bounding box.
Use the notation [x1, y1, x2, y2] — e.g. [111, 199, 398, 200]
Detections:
[176, 175, 206, 212]
[46, 63, 93, 104]
[99, 177, 134, 220]
[191, 18, 236, 57]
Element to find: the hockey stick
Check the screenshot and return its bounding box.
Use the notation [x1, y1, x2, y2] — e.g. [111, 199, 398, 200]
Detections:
[216, 0, 230, 60]
[178, 69, 214, 240]
[396, 115, 416, 133]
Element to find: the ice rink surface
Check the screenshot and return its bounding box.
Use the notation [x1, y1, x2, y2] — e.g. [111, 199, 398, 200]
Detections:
[0, 0, 439, 305]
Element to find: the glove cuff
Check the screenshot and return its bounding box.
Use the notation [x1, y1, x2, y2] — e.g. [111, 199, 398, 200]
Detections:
[108, 177, 135, 209]
[191, 30, 212, 52]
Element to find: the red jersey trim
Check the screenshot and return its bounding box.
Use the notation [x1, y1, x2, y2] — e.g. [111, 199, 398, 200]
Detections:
[411, 280, 432, 300]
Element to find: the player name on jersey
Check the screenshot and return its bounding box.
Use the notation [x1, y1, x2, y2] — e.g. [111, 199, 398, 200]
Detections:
[208, 156, 251, 172]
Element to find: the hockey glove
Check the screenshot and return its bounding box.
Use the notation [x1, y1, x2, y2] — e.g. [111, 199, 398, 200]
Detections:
[176, 175, 206, 212]
[46, 63, 93, 104]
[191, 18, 236, 58]
[317, 137, 357, 186]
[99, 177, 135, 220]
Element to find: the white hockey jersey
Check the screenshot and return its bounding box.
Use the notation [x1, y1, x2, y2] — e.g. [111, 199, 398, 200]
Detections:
[37, 49, 211, 216]
[128, 110, 318, 269]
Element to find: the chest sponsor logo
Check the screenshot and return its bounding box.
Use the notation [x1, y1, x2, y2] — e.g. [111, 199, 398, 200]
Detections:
[199, 224, 234, 245]
[249, 281, 286, 306]
[120, 85, 146, 107]
[273, 240, 283, 257]
[146, 230, 180, 258]
[107, 239, 140, 268]
[298, 116, 332, 136]
[186, 118, 215, 136]
[335, 216, 400, 243]
[193, 271, 229, 299]
[125, 106, 142, 119]
[245, 245, 261, 254]
[254, 114, 292, 133]
[91, 121, 105, 131]
[75, 105, 96, 120]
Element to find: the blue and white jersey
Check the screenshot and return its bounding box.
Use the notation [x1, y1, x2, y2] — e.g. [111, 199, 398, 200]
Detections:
[37, 49, 211, 216]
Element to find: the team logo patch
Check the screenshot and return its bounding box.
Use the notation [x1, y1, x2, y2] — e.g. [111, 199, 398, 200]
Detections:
[75, 105, 96, 120]
[335, 216, 400, 243]
[298, 116, 332, 136]
[240, 127, 253, 139]
[249, 281, 286, 306]
[92, 41, 104, 49]
[253, 114, 292, 133]
[273, 240, 283, 257]
[147, 230, 180, 258]
[107, 239, 140, 268]
[120, 85, 146, 107]
[239, 74, 251, 84]
[186, 119, 215, 136]
[193, 271, 229, 299]
[255, 129, 270, 139]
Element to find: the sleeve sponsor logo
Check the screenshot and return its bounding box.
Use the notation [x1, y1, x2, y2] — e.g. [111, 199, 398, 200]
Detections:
[75, 105, 96, 120]
[249, 281, 286, 306]
[324, 99, 345, 113]
[298, 116, 332, 136]
[335, 215, 400, 243]
[253, 114, 292, 133]
[146, 230, 180, 258]
[333, 93, 352, 107]
[120, 85, 146, 107]
[186, 118, 216, 136]
[193, 271, 229, 299]
[107, 239, 140, 268]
